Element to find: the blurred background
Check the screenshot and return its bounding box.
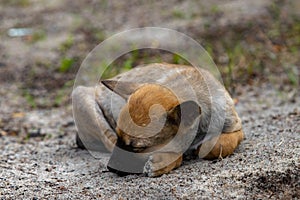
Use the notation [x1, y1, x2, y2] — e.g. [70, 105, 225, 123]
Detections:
[0, 1, 299, 198]
[0, 0, 299, 136]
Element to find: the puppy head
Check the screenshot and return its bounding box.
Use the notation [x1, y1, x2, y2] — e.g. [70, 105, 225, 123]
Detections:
[102, 80, 201, 151]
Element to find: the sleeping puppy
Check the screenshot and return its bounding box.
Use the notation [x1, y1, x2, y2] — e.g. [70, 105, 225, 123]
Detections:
[72, 63, 244, 177]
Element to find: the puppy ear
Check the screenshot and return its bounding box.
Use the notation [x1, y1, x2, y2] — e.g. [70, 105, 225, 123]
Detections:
[101, 80, 143, 100]
[167, 101, 201, 126]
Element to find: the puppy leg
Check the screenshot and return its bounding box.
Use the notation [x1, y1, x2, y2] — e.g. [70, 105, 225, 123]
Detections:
[72, 86, 117, 152]
[143, 152, 183, 177]
[198, 130, 244, 159]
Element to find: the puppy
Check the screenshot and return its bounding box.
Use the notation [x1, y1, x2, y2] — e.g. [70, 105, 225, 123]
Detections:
[72, 63, 244, 177]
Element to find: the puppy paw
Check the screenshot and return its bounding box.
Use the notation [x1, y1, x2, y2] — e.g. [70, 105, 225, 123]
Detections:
[200, 130, 244, 159]
[143, 152, 183, 177]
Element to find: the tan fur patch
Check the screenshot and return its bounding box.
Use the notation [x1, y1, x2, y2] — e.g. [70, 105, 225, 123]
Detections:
[200, 130, 244, 159]
[128, 84, 179, 126]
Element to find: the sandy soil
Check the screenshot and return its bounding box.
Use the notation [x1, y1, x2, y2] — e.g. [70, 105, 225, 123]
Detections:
[0, 0, 299, 199]
[0, 84, 299, 199]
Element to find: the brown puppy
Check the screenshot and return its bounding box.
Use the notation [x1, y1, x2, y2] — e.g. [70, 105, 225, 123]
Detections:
[72, 63, 244, 177]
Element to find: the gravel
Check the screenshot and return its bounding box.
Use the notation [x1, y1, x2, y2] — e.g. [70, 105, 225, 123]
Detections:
[0, 84, 299, 199]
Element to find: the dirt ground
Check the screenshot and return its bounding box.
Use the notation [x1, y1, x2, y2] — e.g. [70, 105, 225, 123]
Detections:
[0, 0, 299, 199]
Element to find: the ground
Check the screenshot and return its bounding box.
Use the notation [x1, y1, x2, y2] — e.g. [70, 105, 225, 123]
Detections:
[0, 0, 299, 199]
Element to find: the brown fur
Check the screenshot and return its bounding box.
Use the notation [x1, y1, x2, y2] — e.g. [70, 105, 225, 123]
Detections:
[116, 83, 243, 176]
[142, 130, 244, 176]
[199, 130, 244, 159]
[73, 63, 244, 176]
[116, 84, 181, 149]
[128, 84, 179, 126]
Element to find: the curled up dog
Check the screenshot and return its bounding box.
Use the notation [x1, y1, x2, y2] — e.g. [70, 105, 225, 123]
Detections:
[72, 63, 244, 177]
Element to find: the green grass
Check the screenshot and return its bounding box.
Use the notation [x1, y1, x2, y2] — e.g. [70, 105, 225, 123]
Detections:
[210, 5, 220, 14]
[1, 0, 30, 7]
[172, 10, 185, 19]
[23, 90, 36, 108]
[286, 66, 299, 86]
[172, 54, 189, 65]
[58, 57, 75, 73]
[54, 80, 74, 107]
[100, 49, 191, 79]
[59, 35, 74, 53]
[28, 30, 47, 43]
